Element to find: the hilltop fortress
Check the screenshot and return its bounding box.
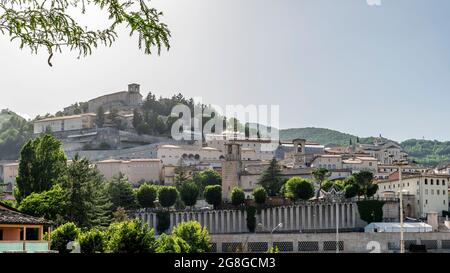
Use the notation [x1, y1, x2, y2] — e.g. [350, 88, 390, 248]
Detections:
[64, 83, 143, 115]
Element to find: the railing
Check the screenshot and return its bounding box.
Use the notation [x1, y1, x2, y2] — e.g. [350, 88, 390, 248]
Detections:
[0, 241, 50, 253]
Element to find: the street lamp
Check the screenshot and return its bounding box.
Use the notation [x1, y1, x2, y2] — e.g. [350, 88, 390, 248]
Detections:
[271, 223, 283, 234]
[390, 154, 409, 253]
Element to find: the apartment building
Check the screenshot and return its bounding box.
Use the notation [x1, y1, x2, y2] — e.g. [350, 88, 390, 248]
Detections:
[375, 173, 450, 218]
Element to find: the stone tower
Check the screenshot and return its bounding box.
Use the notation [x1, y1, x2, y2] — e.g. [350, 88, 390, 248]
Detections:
[128, 83, 140, 93]
[221, 142, 242, 200]
[292, 138, 307, 168]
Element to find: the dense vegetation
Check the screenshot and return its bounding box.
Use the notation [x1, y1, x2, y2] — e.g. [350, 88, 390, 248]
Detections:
[401, 139, 450, 166]
[279, 127, 375, 146]
[0, 109, 32, 160]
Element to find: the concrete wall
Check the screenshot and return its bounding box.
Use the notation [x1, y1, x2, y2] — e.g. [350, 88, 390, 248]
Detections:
[136, 202, 367, 235]
[209, 232, 450, 253]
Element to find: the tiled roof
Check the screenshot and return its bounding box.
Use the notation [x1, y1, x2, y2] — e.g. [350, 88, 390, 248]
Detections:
[0, 203, 52, 225]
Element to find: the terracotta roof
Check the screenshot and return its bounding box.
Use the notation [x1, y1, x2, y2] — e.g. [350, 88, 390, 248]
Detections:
[0, 203, 52, 225]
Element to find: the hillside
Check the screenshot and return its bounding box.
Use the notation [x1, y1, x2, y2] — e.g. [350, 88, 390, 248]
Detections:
[0, 110, 33, 160]
[401, 139, 450, 167]
[280, 127, 363, 146]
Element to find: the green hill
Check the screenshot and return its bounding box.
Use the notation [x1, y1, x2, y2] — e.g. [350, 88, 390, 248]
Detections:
[401, 139, 450, 166]
[0, 109, 33, 160]
[280, 127, 364, 146]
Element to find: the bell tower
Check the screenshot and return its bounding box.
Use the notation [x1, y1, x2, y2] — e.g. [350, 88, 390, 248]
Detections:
[292, 138, 307, 168]
[221, 142, 242, 200]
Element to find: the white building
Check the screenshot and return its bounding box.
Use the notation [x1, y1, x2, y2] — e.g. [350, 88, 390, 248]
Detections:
[155, 144, 223, 166]
[310, 155, 343, 170]
[33, 113, 96, 134]
[375, 173, 450, 218]
[343, 157, 378, 173]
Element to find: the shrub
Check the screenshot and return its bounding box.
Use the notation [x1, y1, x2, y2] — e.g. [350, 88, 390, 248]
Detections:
[284, 177, 314, 201]
[179, 181, 199, 207]
[79, 228, 106, 253]
[155, 233, 190, 253]
[50, 222, 81, 254]
[158, 186, 179, 208]
[357, 200, 385, 224]
[246, 206, 257, 233]
[204, 185, 222, 209]
[231, 187, 245, 207]
[156, 211, 171, 234]
[107, 220, 156, 253]
[137, 183, 158, 208]
[253, 187, 267, 205]
[171, 221, 211, 253]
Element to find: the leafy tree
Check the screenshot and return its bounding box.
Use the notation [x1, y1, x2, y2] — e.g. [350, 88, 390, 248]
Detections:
[253, 187, 267, 205]
[107, 220, 156, 253]
[204, 185, 222, 209]
[16, 134, 67, 203]
[0, 0, 170, 66]
[112, 207, 129, 222]
[179, 181, 199, 207]
[132, 109, 143, 130]
[344, 183, 360, 199]
[171, 221, 211, 253]
[231, 187, 245, 207]
[158, 186, 178, 208]
[18, 184, 66, 223]
[155, 233, 190, 253]
[60, 155, 112, 228]
[353, 171, 375, 197]
[136, 183, 158, 208]
[258, 158, 283, 196]
[50, 222, 81, 254]
[366, 183, 379, 198]
[312, 168, 330, 199]
[79, 228, 106, 254]
[321, 180, 335, 192]
[284, 177, 314, 201]
[95, 106, 105, 128]
[192, 169, 221, 196]
[107, 173, 137, 211]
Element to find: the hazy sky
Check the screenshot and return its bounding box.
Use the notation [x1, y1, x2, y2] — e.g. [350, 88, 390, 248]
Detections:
[1, 0, 450, 142]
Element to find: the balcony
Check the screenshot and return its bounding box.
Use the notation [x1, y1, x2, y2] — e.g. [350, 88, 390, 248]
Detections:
[0, 241, 51, 253]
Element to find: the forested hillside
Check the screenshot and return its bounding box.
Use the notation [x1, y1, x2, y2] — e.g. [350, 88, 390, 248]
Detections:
[0, 109, 33, 160]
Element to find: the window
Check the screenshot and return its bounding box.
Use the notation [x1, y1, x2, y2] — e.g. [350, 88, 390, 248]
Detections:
[431, 179, 434, 185]
[426, 200, 428, 204]
[431, 190, 434, 195]
[443, 190, 446, 195]
[407, 183, 409, 187]
[425, 179, 428, 185]
[425, 189, 428, 194]
[417, 181, 419, 185]
[443, 180, 446, 186]
[437, 180, 440, 186]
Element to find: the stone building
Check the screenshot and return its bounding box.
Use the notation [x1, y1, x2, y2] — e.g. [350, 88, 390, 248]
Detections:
[221, 142, 243, 200]
[87, 83, 143, 113]
[33, 113, 96, 134]
[95, 158, 162, 184]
